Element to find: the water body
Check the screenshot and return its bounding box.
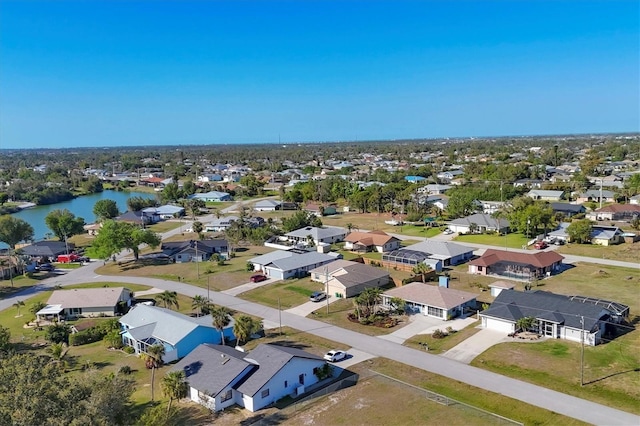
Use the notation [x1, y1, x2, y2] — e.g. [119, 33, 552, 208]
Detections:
[9, 190, 158, 242]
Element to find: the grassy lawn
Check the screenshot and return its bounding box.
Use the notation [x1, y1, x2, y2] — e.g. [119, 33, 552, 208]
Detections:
[351, 358, 587, 426]
[95, 245, 274, 291]
[557, 241, 640, 263]
[320, 212, 442, 236]
[472, 337, 640, 415]
[309, 298, 405, 337]
[0, 273, 44, 300]
[243, 326, 349, 356]
[454, 232, 529, 248]
[239, 277, 324, 309]
[146, 220, 182, 233]
[404, 320, 482, 354]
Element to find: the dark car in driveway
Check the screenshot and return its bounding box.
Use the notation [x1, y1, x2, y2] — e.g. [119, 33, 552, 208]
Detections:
[250, 274, 268, 283]
[309, 291, 327, 302]
[38, 263, 54, 272]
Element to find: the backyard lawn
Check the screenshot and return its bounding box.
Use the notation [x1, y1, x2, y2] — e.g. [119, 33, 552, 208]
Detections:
[557, 241, 640, 263]
[239, 277, 324, 309]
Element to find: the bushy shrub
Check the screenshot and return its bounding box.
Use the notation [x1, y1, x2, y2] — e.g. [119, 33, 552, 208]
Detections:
[118, 365, 133, 375]
[432, 329, 448, 339]
[123, 346, 135, 354]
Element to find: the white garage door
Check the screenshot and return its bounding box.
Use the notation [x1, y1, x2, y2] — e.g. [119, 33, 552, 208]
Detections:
[484, 317, 514, 334]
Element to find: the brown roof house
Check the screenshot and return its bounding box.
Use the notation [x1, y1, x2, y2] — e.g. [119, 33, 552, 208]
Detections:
[587, 204, 640, 221]
[343, 230, 401, 253]
[36, 287, 133, 321]
[310, 259, 390, 298]
[468, 249, 564, 281]
[382, 282, 477, 320]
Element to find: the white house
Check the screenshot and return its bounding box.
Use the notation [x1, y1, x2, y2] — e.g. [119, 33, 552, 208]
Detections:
[189, 191, 232, 202]
[254, 199, 282, 212]
[447, 213, 509, 234]
[382, 282, 477, 320]
[172, 343, 327, 413]
[205, 216, 238, 232]
[285, 226, 347, 246]
[37, 287, 133, 320]
[527, 190, 564, 201]
[251, 250, 340, 280]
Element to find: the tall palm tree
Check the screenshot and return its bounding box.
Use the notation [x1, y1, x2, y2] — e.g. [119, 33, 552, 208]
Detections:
[191, 295, 210, 317]
[13, 300, 25, 317]
[161, 370, 189, 414]
[146, 344, 166, 401]
[156, 291, 179, 310]
[210, 305, 233, 345]
[233, 315, 263, 346]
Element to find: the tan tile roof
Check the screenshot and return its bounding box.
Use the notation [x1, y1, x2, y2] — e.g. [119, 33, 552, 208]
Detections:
[595, 204, 640, 213]
[344, 230, 398, 246]
[47, 287, 129, 309]
[384, 283, 476, 310]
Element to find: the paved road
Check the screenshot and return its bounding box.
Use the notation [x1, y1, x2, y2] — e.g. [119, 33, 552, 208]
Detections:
[3, 266, 638, 425]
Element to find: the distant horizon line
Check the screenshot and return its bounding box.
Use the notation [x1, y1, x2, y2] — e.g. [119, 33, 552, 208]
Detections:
[3, 130, 639, 151]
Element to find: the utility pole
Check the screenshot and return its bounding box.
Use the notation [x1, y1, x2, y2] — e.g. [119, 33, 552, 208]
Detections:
[195, 242, 200, 279]
[580, 315, 585, 386]
[325, 266, 330, 315]
[278, 297, 282, 336]
[207, 275, 210, 300]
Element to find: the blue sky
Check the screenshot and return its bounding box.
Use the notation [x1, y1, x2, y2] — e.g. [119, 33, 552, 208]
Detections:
[1, 0, 638, 149]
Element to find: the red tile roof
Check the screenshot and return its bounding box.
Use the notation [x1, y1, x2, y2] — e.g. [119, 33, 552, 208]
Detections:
[595, 204, 640, 213]
[469, 249, 564, 268]
[344, 230, 398, 246]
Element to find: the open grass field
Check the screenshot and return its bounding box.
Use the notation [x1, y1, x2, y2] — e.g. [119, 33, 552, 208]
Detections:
[472, 336, 640, 415]
[557, 241, 640, 263]
[320, 212, 443, 236]
[404, 320, 483, 354]
[239, 277, 324, 309]
[146, 220, 183, 233]
[95, 245, 274, 291]
[454, 232, 530, 249]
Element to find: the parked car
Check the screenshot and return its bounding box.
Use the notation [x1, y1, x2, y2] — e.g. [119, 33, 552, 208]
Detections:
[38, 263, 54, 271]
[250, 274, 267, 283]
[533, 241, 548, 250]
[324, 350, 347, 362]
[443, 229, 454, 235]
[554, 239, 565, 245]
[309, 291, 327, 302]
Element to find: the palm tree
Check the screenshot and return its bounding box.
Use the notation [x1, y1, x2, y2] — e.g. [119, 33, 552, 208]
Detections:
[146, 343, 166, 401]
[210, 305, 233, 345]
[13, 300, 25, 317]
[345, 223, 354, 233]
[161, 370, 189, 414]
[191, 295, 210, 317]
[411, 263, 432, 283]
[156, 291, 179, 310]
[233, 315, 263, 346]
[30, 301, 47, 317]
[49, 342, 69, 371]
[516, 316, 536, 333]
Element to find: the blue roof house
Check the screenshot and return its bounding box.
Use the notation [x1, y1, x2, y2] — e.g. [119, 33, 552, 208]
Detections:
[119, 305, 235, 363]
[405, 175, 426, 184]
[189, 191, 232, 202]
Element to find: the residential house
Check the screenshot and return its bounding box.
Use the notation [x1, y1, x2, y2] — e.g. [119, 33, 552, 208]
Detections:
[143, 204, 185, 219]
[343, 230, 401, 253]
[589, 226, 625, 246]
[189, 191, 232, 202]
[417, 184, 451, 195]
[513, 179, 544, 189]
[477, 200, 506, 215]
[489, 281, 515, 297]
[161, 239, 229, 262]
[436, 169, 464, 182]
[382, 282, 477, 320]
[19, 241, 76, 260]
[205, 216, 238, 232]
[468, 249, 564, 280]
[550, 202, 586, 218]
[117, 210, 159, 226]
[480, 289, 625, 345]
[254, 199, 282, 212]
[405, 175, 427, 184]
[285, 226, 347, 246]
[527, 190, 564, 201]
[119, 305, 234, 363]
[447, 213, 509, 234]
[36, 287, 132, 321]
[251, 250, 340, 280]
[309, 259, 390, 298]
[83, 223, 102, 236]
[172, 343, 326, 413]
[629, 195, 640, 205]
[381, 240, 474, 271]
[575, 190, 616, 204]
[586, 204, 640, 221]
[303, 203, 337, 217]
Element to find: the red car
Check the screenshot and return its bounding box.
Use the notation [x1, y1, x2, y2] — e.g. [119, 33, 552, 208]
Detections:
[533, 241, 548, 250]
[250, 274, 268, 283]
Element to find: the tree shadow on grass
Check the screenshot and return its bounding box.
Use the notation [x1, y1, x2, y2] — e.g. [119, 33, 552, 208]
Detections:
[120, 258, 171, 271]
[585, 368, 640, 386]
[266, 340, 311, 350]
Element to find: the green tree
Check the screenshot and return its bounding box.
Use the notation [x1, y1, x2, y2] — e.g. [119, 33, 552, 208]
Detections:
[353, 287, 383, 320]
[566, 219, 593, 244]
[192, 221, 204, 239]
[388, 297, 406, 315]
[412, 263, 432, 283]
[161, 182, 182, 203]
[281, 210, 322, 232]
[182, 180, 196, 196]
[45, 323, 71, 344]
[44, 209, 86, 242]
[13, 300, 25, 317]
[210, 305, 233, 345]
[0, 216, 34, 249]
[86, 220, 161, 261]
[446, 190, 476, 219]
[191, 295, 210, 317]
[233, 315, 263, 346]
[516, 316, 536, 332]
[93, 199, 119, 221]
[127, 196, 157, 212]
[104, 329, 124, 349]
[161, 370, 189, 414]
[0, 326, 10, 353]
[0, 193, 8, 206]
[156, 291, 179, 310]
[145, 344, 166, 401]
[30, 301, 47, 316]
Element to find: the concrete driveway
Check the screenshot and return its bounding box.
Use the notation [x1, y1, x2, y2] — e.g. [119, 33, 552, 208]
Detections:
[377, 314, 477, 345]
[441, 328, 509, 364]
[330, 347, 377, 370]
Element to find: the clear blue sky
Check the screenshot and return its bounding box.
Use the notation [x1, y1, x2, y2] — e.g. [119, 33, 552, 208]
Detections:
[1, 0, 638, 149]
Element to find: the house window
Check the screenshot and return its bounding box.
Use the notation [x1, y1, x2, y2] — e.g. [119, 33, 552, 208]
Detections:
[477, 266, 483, 272]
[284, 380, 288, 388]
[299, 374, 304, 385]
[261, 389, 270, 398]
[221, 390, 232, 402]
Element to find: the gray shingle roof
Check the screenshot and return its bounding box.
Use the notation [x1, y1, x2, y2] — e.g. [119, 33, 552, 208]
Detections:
[267, 252, 337, 271]
[482, 290, 609, 331]
[402, 240, 474, 259]
[249, 250, 294, 265]
[285, 226, 346, 240]
[448, 213, 509, 229]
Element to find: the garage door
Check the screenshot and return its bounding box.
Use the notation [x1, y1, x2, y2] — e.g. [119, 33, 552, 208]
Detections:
[484, 317, 514, 334]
